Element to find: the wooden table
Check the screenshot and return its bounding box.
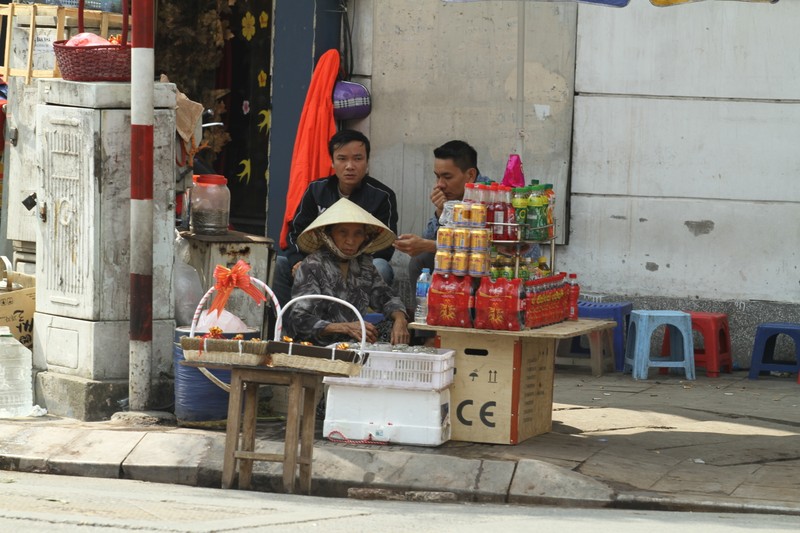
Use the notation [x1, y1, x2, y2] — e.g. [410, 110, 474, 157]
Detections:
[414, 318, 618, 376]
[412, 319, 617, 444]
[181, 362, 327, 493]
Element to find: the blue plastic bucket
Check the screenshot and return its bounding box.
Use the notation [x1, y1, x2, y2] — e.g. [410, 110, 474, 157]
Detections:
[173, 326, 259, 427]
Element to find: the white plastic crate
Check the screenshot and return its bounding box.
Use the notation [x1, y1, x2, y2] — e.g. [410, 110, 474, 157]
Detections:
[324, 346, 455, 391]
[323, 384, 451, 446]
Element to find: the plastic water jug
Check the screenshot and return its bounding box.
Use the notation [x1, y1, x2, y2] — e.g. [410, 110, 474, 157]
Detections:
[0, 326, 33, 418]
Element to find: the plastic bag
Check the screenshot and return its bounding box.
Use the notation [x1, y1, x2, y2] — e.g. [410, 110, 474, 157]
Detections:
[173, 231, 205, 327]
[173, 260, 204, 327]
[65, 32, 111, 47]
[195, 309, 249, 334]
[501, 154, 525, 188]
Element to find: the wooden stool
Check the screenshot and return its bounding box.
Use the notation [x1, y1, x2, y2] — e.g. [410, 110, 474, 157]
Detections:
[221, 365, 323, 493]
[661, 311, 733, 377]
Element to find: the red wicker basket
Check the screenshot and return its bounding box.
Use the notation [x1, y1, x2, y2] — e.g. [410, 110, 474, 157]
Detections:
[52, 0, 130, 82]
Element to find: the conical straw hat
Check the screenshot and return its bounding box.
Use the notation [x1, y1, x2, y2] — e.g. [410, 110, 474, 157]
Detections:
[297, 198, 396, 255]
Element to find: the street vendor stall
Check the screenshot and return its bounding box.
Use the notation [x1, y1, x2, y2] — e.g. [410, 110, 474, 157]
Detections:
[410, 179, 616, 445]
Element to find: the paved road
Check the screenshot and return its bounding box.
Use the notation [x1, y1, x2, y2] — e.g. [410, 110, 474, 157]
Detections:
[0, 471, 797, 532]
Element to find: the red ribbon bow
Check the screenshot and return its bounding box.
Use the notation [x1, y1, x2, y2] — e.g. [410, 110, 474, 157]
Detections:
[208, 260, 267, 316]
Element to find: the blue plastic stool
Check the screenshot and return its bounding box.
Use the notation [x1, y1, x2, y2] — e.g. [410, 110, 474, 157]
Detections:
[569, 301, 633, 371]
[748, 322, 800, 379]
[624, 310, 695, 380]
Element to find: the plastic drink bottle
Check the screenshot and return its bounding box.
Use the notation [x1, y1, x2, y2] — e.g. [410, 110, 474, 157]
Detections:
[0, 326, 33, 418]
[503, 187, 517, 240]
[414, 268, 432, 323]
[567, 273, 580, 321]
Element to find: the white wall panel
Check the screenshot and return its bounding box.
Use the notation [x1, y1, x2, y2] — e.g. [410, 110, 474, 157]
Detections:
[576, 2, 800, 100]
[572, 95, 800, 201]
[367, 1, 578, 244]
[559, 195, 799, 302]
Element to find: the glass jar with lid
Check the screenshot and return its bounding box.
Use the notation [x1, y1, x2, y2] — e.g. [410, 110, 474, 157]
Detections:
[190, 174, 230, 235]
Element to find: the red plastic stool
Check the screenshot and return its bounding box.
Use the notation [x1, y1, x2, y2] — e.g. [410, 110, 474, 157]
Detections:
[661, 311, 732, 378]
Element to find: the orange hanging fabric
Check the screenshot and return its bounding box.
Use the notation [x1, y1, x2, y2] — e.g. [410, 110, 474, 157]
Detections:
[279, 49, 340, 250]
[208, 260, 267, 316]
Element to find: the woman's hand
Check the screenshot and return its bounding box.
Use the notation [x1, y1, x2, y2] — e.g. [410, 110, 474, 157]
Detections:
[390, 312, 410, 345]
[325, 321, 378, 344]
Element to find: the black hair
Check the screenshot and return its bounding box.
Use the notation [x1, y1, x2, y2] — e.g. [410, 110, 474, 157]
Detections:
[329, 129, 371, 159]
[433, 140, 479, 175]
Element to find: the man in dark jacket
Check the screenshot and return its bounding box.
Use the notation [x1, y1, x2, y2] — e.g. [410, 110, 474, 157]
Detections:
[273, 129, 398, 306]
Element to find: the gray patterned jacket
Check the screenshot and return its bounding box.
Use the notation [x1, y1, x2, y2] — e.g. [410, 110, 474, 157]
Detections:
[285, 248, 406, 345]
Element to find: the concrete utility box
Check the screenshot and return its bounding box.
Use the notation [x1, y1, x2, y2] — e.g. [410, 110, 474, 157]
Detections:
[32, 80, 177, 420]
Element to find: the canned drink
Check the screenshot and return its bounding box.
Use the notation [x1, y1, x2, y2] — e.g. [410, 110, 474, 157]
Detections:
[452, 251, 469, 275]
[453, 228, 470, 251]
[470, 228, 490, 252]
[468, 251, 489, 277]
[436, 227, 454, 250]
[469, 203, 487, 228]
[434, 250, 452, 273]
[452, 203, 470, 227]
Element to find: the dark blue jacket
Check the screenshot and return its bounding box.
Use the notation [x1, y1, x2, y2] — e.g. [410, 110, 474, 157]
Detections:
[284, 174, 398, 267]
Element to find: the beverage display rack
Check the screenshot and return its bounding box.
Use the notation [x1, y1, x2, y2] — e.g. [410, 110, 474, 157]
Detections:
[488, 220, 556, 280]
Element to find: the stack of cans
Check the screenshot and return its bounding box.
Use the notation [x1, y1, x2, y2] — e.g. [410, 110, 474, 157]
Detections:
[435, 223, 491, 277]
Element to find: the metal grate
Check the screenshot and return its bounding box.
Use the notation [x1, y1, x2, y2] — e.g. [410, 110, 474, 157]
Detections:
[579, 292, 607, 303]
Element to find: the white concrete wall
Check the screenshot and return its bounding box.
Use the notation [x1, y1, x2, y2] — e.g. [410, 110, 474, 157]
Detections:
[353, 0, 578, 243]
[564, 1, 800, 302]
[353, 0, 800, 305]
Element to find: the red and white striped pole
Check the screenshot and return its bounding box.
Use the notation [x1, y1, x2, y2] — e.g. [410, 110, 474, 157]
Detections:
[129, 0, 154, 411]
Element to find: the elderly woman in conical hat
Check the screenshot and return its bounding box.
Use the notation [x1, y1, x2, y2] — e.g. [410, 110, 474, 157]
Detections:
[285, 198, 410, 346]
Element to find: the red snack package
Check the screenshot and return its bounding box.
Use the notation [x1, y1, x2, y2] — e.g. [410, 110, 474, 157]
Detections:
[525, 274, 568, 329]
[475, 277, 523, 331]
[427, 273, 473, 328]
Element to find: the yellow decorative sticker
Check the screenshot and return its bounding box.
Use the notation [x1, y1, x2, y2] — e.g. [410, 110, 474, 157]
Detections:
[257, 109, 271, 133]
[242, 12, 256, 41]
[237, 159, 251, 184]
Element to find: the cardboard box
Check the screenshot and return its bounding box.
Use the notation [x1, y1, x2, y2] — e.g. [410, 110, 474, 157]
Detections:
[437, 329, 555, 445]
[0, 258, 36, 349]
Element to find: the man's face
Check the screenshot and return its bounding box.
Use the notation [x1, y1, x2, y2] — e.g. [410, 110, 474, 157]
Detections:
[332, 141, 368, 192]
[433, 158, 475, 201]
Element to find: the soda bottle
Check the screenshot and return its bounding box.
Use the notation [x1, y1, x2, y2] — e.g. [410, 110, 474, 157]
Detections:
[543, 183, 556, 239]
[537, 256, 551, 277]
[414, 268, 432, 324]
[489, 184, 506, 241]
[503, 187, 517, 240]
[567, 273, 580, 321]
[463, 182, 476, 204]
[512, 187, 528, 240]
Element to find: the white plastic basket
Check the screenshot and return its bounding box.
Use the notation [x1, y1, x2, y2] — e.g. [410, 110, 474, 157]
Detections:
[324, 347, 455, 391]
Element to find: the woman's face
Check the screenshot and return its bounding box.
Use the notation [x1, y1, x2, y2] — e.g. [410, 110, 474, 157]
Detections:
[330, 223, 367, 256]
